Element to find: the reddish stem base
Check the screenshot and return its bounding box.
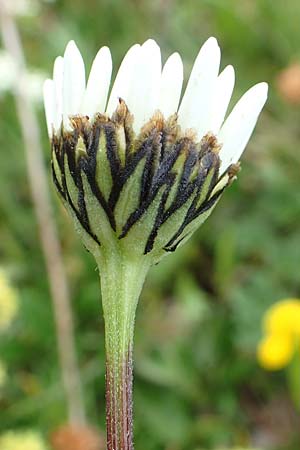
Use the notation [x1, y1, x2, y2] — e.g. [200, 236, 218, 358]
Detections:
[106, 349, 134, 450]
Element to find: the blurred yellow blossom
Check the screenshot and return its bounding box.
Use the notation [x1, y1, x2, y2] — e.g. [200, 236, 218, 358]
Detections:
[0, 360, 7, 388]
[0, 269, 18, 332]
[0, 430, 48, 450]
[257, 299, 300, 370]
[263, 299, 300, 337]
[257, 333, 294, 370]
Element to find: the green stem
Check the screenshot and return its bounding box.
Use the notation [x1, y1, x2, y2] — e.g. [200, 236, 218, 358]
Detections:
[96, 250, 150, 450]
[287, 348, 300, 412]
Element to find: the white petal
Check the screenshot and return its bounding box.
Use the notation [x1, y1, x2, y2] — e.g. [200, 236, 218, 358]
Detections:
[80, 46, 112, 118]
[218, 82, 268, 174]
[106, 43, 141, 117]
[63, 40, 86, 130]
[208, 65, 235, 134]
[158, 52, 183, 117]
[178, 37, 221, 139]
[43, 79, 55, 137]
[53, 56, 64, 132]
[125, 39, 161, 133]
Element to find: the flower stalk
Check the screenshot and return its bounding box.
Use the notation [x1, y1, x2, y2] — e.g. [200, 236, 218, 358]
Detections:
[97, 250, 149, 449]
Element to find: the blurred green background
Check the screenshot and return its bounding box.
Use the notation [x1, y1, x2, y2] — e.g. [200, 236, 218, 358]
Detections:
[1, 0, 300, 449]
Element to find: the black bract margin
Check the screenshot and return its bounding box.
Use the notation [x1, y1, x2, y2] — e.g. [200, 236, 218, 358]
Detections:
[51, 101, 238, 255]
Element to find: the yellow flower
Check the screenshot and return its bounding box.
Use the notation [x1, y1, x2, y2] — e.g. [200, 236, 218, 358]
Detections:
[0, 430, 47, 450]
[257, 298, 300, 371]
[263, 299, 300, 337]
[0, 268, 18, 332]
[0, 360, 7, 388]
[257, 333, 295, 370]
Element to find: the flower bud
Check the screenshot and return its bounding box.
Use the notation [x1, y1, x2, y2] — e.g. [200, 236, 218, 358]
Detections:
[44, 38, 268, 263]
[52, 101, 238, 263]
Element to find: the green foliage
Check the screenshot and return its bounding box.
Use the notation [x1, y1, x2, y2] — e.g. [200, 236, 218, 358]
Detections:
[1, 0, 300, 449]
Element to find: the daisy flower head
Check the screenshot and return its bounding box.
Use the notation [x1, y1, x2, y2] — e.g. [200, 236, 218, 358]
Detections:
[44, 38, 268, 263]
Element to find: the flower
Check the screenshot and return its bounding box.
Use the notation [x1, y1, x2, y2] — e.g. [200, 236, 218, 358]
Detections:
[0, 50, 46, 102]
[263, 298, 300, 337]
[43, 38, 267, 263]
[257, 333, 295, 370]
[0, 430, 47, 450]
[20, 70, 48, 104]
[0, 268, 18, 332]
[0, 51, 17, 94]
[43, 39, 268, 448]
[1, 0, 40, 17]
[257, 299, 300, 370]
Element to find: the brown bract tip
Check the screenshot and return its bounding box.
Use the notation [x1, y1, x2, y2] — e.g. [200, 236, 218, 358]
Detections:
[71, 115, 91, 134]
[140, 110, 165, 135]
[200, 132, 222, 154]
[112, 98, 134, 127]
[184, 128, 197, 141]
[227, 162, 240, 182]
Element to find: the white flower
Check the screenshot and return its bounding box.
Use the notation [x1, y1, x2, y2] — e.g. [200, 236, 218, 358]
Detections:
[45, 38, 268, 259]
[20, 70, 48, 104]
[0, 50, 18, 93]
[2, 0, 40, 17]
[0, 50, 46, 103]
[43, 37, 268, 175]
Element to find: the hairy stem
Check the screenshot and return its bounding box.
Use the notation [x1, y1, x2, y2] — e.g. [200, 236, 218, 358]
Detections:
[96, 251, 149, 450]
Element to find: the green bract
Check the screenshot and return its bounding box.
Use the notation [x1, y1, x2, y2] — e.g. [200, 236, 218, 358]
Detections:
[52, 101, 237, 264]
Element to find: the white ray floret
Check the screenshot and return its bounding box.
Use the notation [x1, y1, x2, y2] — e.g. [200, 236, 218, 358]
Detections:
[106, 44, 141, 117]
[80, 46, 112, 118]
[208, 65, 235, 134]
[178, 37, 221, 139]
[63, 40, 86, 130]
[53, 56, 64, 131]
[218, 82, 268, 174]
[120, 39, 161, 134]
[158, 52, 183, 118]
[43, 79, 55, 137]
[44, 37, 268, 175]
